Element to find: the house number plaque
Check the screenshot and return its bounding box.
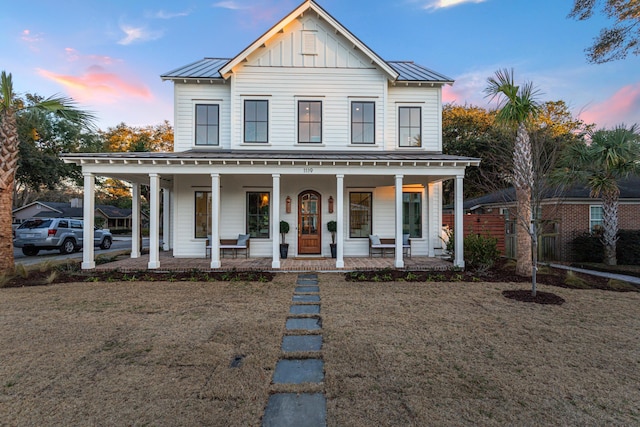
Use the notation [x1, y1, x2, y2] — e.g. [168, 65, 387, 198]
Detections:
[303, 167, 314, 173]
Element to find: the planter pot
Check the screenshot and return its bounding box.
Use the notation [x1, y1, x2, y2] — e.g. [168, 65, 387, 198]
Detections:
[330, 243, 337, 258]
[280, 244, 289, 259]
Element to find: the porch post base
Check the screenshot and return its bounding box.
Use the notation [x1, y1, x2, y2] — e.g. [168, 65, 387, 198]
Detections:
[210, 260, 221, 269]
[272, 260, 280, 269]
[148, 261, 160, 269]
[82, 261, 95, 270]
[394, 260, 404, 268]
[335, 260, 344, 268]
[454, 260, 465, 269]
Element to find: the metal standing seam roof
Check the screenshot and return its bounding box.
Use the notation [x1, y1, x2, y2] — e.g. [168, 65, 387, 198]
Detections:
[161, 58, 453, 83]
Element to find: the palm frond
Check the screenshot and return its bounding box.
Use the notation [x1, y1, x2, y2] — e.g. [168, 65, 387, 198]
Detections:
[30, 95, 97, 130]
[0, 71, 16, 113]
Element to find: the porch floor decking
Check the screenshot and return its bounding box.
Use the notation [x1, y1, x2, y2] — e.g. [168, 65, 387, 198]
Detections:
[94, 252, 452, 272]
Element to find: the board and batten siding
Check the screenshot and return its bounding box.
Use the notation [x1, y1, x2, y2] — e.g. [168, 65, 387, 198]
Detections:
[173, 84, 231, 153]
[386, 85, 442, 152]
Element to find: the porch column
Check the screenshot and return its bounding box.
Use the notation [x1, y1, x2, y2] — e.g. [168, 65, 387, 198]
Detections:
[131, 183, 140, 258]
[81, 172, 95, 270]
[271, 174, 281, 269]
[395, 174, 404, 268]
[336, 174, 344, 268]
[148, 173, 160, 269]
[427, 182, 436, 257]
[162, 188, 170, 251]
[454, 175, 465, 268]
[210, 173, 221, 269]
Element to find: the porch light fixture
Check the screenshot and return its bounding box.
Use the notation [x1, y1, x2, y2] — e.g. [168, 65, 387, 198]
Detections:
[328, 196, 334, 213]
[286, 196, 291, 213]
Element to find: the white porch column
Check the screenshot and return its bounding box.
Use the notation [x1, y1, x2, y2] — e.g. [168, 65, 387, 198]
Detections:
[454, 175, 465, 268]
[395, 174, 404, 268]
[271, 174, 281, 269]
[162, 188, 170, 251]
[427, 182, 436, 257]
[148, 174, 160, 269]
[131, 183, 140, 258]
[81, 172, 95, 270]
[210, 173, 221, 269]
[336, 174, 344, 268]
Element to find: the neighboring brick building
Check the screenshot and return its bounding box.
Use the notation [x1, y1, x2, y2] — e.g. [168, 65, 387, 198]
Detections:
[462, 177, 640, 262]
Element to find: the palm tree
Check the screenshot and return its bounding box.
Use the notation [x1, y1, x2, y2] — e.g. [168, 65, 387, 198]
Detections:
[484, 69, 541, 278]
[555, 124, 640, 265]
[1, 71, 95, 272]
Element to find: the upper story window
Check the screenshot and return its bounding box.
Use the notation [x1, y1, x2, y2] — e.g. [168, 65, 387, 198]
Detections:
[351, 101, 375, 144]
[244, 100, 268, 143]
[298, 101, 322, 143]
[195, 104, 219, 146]
[398, 106, 421, 147]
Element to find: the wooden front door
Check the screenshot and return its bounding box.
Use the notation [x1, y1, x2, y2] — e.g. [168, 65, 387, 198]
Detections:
[298, 191, 321, 254]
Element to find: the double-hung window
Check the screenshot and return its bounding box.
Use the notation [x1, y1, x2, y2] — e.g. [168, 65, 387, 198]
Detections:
[244, 100, 268, 143]
[351, 101, 375, 144]
[247, 192, 270, 238]
[590, 205, 604, 232]
[195, 104, 219, 146]
[403, 192, 422, 238]
[398, 106, 421, 147]
[298, 101, 322, 143]
[349, 192, 372, 238]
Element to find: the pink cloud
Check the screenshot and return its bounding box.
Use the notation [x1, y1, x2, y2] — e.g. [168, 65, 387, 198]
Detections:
[579, 82, 640, 128]
[442, 85, 459, 104]
[65, 48, 119, 65]
[37, 68, 152, 104]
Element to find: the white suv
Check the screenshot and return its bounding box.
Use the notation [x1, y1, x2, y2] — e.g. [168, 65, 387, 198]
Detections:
[14, 218, 113, 256]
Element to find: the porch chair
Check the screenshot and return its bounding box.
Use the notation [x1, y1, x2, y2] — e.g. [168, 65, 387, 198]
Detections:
[206, 234, 251, 258]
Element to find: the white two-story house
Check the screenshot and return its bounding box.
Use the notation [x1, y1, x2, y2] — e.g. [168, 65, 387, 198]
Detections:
[64, 0, 478, 270]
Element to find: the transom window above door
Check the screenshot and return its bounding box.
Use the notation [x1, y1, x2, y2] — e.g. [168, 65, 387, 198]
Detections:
[244, 100, 268, 143]
[298, 101, 322, 143]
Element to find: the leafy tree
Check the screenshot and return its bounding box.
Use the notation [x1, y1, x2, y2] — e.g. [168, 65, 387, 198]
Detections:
[485, 68, 541, 284]
[554, 124, 640, 265]
[569, 0, 640, 63]
[102, 121, 173, 153]
[0, 71, 95, 271]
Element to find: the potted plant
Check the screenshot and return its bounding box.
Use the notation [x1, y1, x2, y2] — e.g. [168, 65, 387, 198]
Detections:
[279, 220, 290, 259]
[327, 220, 337, 258]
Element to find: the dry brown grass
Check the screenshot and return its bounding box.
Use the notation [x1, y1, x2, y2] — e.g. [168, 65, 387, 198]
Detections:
[0, 276, 295, 426]
[2, 274, 640, 426]
[321, 274, 640, 426]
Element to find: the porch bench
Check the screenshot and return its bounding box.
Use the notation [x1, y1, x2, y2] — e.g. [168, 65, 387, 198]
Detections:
[206, 234, 250, 258]
[369, 235, 411, 258]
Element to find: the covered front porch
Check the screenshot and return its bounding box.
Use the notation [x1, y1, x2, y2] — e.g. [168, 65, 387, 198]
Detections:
[95, 251, 453, 272]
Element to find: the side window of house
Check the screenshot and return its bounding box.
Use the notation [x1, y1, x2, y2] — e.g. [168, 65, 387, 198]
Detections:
[298, 101, 322, 143]
[244, 100, 268, 143]
[194, 191, 212, 238]
[247, 192, 270, 238]
[403, 192, 422, 238]
[398, 106, 421, 147]
[590, 205, 604, 232]
[195, 104, 219, 146]
[351, 101, 375, 144]
[349, 192, 372, 238]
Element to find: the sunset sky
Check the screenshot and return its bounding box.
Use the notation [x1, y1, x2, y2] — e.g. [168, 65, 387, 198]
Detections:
[1, 0, 638, 130]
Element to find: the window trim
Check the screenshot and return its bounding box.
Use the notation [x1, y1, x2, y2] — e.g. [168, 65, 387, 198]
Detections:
[246, 191, 271, 239]
[350, 101, 376, 145]
[398, 106, 422, 148]
[589, 205, 604, 232]
[194, 191, 212, 239]
[297, 100, 323, 144]
[194, 103, 220, 147]
[349, 191, 373, 238]
[402, 192, 422, 238]
[243, 99, 269, 144]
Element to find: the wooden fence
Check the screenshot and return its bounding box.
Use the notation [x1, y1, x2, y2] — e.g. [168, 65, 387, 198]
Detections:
[442, 214, 506, 255]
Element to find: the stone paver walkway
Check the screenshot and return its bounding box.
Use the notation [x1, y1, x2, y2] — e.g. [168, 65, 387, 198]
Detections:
[262, 273, 326, 427]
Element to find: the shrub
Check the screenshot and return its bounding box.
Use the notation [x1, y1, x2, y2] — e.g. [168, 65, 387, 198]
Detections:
[617, 230, 640, 265]
[570, 232, 603, 262]
[464, 233, 500, 273]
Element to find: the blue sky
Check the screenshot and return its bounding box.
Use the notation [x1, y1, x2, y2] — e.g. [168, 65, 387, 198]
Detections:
[1, 0, 638, 130]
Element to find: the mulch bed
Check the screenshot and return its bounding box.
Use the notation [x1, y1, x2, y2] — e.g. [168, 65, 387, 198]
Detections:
[502, 290, 566, 305]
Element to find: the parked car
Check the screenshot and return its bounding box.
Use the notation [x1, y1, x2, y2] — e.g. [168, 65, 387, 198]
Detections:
[14, 218, 113, 256]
